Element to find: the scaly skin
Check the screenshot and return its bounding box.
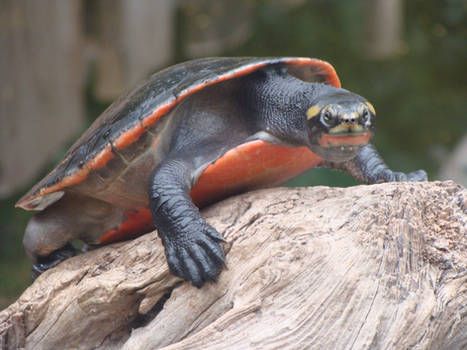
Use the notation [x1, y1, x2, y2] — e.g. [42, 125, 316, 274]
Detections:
[26, 65, 427, 287]
[325, 144, 428, 183]
[146, 69, 426, 287]
[150, 160, 225, 287]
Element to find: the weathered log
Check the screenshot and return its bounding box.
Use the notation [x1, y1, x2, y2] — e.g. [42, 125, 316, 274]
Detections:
[0, 181, 466, 350]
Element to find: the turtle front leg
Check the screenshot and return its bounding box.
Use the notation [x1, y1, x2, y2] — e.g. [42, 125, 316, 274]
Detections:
[149, 159, 225, 288]
[326, 144, 428, 184]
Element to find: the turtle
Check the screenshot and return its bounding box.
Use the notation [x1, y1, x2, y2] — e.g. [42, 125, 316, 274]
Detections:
[16, 57, 427, 287]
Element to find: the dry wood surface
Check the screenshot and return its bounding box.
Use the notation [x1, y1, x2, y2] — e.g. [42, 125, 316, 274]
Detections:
[1, 181, 466, 350]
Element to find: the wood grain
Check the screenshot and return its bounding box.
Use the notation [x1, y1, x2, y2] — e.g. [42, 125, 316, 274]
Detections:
[1, 181, 466, 349]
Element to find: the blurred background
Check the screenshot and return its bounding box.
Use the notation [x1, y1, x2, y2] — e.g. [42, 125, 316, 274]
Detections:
[0, 0, 465, 308]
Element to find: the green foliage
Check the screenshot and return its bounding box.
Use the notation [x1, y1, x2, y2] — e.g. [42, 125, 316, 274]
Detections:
[0, 195, 32, 309]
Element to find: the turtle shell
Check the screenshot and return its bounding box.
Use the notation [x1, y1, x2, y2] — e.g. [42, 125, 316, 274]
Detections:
[17, 57, 340, 211]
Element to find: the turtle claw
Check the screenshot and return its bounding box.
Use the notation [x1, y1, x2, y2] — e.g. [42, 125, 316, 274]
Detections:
[389, 169, 428, 182]
[406, 169, 428, 182]
[32, 244, 77, 280]
[379, 169, 428, 183]
[162, 223, 225, 288]
[204, 226, 227, 243]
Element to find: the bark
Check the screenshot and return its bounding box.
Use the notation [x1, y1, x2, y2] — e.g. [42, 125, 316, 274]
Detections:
[1, 181, 466, 350]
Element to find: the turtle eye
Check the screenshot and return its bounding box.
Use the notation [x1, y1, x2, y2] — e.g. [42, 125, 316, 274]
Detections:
[361, 109, 370, 123]
[360, 108, 372, 127]
[320, 110, 334, 127]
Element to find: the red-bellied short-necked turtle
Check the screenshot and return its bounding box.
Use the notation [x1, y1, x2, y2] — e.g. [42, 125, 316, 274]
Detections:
[17, 57, 427, 287]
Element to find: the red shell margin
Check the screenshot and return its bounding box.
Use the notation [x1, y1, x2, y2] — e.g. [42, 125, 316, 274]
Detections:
[16, 57, 341, 210]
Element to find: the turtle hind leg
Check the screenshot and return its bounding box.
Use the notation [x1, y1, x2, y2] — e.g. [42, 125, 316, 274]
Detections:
[23, 211, 77, 279]
[31, 243, 77, 279]
[23, 194, 118, 280]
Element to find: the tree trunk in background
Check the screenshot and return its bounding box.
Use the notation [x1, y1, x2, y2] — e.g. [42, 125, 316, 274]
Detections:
[93, 0, 175, 101]
[363, 0, 404, 59]
[1, 182, 466, 349]
[439, 135, 467, 187]
[178, 0, 304, 58]
[180, 0, 253, 58]
[0, 0, 84, 198]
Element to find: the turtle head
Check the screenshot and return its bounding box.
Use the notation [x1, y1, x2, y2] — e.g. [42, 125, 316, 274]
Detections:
[305, 90, 375, 162]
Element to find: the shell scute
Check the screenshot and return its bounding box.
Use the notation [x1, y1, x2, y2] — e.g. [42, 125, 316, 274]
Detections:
[17, 57, 340, 210]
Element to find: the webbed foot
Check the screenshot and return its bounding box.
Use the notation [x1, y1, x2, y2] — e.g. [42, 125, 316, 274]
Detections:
[381, 169, 428, 182]
[32, 243, 77, 279]
[333, 144, 429, 184]
[161, 221, 226, 288]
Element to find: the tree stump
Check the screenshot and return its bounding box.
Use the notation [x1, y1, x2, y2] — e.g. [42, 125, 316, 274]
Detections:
[0, 181, 466, 350]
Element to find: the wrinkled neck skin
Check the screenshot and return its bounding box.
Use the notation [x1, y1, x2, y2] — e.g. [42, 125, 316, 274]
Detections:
[238, 67, 374, 163]
[239, 68, 351, 146]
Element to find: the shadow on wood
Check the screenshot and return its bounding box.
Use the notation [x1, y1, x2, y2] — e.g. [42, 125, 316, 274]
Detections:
[1, 181, 466, 349]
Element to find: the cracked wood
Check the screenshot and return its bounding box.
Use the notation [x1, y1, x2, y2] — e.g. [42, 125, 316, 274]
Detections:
[0, 181, 466, 350]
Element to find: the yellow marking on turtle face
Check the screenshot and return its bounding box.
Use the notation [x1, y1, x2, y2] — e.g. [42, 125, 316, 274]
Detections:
[350, 125, 364, 132]
[329, 124, 364, 134]
[306, 105, 321, 120]
[365, 102, 376, 115]
[329, 124, 349, 134]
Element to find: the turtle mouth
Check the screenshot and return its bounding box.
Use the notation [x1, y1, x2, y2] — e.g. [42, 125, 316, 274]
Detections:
[318, 131, 372, 148]
[309, 131, 372, 162]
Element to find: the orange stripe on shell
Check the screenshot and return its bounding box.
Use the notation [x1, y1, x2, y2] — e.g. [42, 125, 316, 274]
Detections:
[98, 140, 324, 244]
[98, 207, 154, 245]
[17, 58, 340, 210]
[190, 140, 323, 208]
